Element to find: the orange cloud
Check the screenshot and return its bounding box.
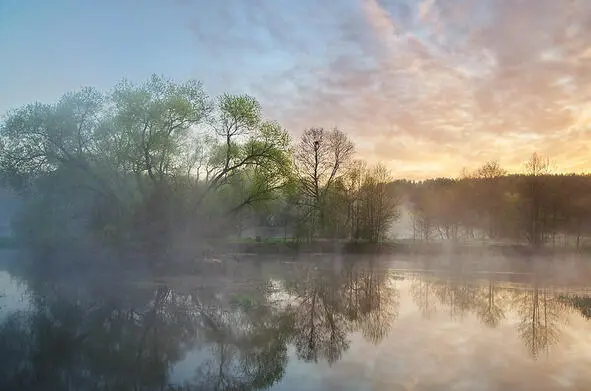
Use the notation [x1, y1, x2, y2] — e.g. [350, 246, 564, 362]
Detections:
[190, 0, 591, 179]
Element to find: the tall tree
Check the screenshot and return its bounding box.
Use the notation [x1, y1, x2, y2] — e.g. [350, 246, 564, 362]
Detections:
[198, 96, 293, 214]
[294, 127, 354, 238]
[0, 75, 294, 258]
[0, 88, 106, 190]
[523, 153, 550, 247]
[473, 160, 507, 239]
[358, 163, 399, 242]
[110, 75, 211, 184]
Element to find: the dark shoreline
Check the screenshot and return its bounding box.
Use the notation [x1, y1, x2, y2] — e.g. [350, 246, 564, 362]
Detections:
[217, 240, 589, 257]
[2, 239, 589, 280]
[3, 236, 589, 257]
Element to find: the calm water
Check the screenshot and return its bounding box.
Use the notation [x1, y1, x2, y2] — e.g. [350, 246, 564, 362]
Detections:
[1, 254, 591, 390]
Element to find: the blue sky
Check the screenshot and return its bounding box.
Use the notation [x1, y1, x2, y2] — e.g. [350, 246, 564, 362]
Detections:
[0, 0, 350, 107]
[1, 0, 591, 178]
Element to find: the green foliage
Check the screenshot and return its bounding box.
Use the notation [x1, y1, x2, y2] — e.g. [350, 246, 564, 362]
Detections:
[0, 87, 105, 187]
[110, 74, 211, 182]
[1, 73, 405, 259]
[0, 75, 296, 259]
[218, 93, 261, 133]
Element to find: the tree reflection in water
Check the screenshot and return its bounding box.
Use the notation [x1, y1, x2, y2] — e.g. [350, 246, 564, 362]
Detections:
[410, 275, 438, 319]
[409, 272, 582, 359]
[0, 282, 201, 391]
[0, 261, 590, 390]
[283, 261, 400, 364]
[475, 279, 505, 328]
[0, 261, 399, 390]
[560, 295, 591, 320]
[512, 286, 566, 359]
[187, 284, 292, 391]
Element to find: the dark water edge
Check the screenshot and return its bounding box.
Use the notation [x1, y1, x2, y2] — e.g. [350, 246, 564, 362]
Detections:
[222, 240, 589, 256]
[3, 240, 591, 282]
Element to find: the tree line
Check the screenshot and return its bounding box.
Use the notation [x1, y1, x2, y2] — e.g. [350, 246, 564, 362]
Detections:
[0, 75, 398, 263]
[398, 156, 591, 249]
[2, 75, 590, 263]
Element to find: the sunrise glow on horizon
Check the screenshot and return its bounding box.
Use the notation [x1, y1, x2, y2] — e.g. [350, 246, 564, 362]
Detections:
[1, 0, 590, 179]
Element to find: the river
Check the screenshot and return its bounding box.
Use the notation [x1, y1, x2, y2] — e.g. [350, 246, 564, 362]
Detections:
[0, 252, 590, 390]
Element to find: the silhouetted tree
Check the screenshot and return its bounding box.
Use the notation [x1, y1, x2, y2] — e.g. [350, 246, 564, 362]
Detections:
[294, 127, 354, 240]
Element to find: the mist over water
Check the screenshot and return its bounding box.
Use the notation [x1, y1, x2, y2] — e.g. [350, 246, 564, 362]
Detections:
[1, 254, 590, 391]
[2, 2, 591, 389]
[0, 0, 591, 391]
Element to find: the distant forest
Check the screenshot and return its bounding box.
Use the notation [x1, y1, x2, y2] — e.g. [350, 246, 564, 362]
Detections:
[0, 75, 590, 267]
[394, 162, 591, 249]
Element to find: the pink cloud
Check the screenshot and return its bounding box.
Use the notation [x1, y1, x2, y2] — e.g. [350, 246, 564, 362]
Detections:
[197, 0, 591, 178]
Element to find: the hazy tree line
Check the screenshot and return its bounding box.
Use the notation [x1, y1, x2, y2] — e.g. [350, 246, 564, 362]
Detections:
[0, 75, 398, 263]
[399, 156, 591, 249]
[2, 75, 590, 263]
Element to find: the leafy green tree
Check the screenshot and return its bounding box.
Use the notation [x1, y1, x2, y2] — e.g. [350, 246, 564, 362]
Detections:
[109, 75, 211, 184]
[0, 75, 295, 260]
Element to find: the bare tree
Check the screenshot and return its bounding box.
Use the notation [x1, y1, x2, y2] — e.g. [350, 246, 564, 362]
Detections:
[343, 159, 367, 240]
[295, 127, 354, 238]
[525, 152, 550, 177]
[524, 153, 551, 247]
[358, 163, 399, 242]
[473, 160, 507, 239]
[474, 160, 507, 179]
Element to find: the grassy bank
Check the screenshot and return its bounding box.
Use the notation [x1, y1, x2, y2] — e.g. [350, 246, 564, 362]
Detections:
[221, 240, 403, 255]
[218, 238, 591, 257]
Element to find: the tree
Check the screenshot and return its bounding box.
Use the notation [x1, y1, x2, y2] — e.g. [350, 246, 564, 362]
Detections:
[0, 75, 295, 260]
[473, 160, 507, 240]
[294, 127, 354, 239]
[191, 96, 294, 243]
[343, 159, 367, 240]
[357, 163, 399, 242]
[0, 88, 106, 190]
[523, 153, 551, 247]
[524, 152, 550, 177]
[102, 76, 213, 247]
[110, 75, 211, 184]
[200, 112, 293, 212]
[474, 160, 507, 179]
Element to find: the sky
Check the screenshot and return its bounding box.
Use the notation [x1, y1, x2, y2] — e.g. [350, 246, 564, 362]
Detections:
[1, 0, 591, 179]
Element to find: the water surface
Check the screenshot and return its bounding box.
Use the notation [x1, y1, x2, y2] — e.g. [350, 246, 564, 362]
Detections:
[1, 254, 590, 390]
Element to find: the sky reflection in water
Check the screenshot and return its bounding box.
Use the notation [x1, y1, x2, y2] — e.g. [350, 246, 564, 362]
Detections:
[0, 257, 590, 390]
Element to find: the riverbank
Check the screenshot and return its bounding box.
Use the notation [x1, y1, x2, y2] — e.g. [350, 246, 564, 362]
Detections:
[4, 235, 589, 257]
[216, 239, 590, 257]
[3, 237, 589, 280]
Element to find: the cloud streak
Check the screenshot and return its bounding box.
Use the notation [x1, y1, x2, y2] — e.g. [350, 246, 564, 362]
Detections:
[182, 0, 591, 178]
